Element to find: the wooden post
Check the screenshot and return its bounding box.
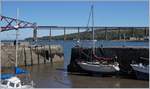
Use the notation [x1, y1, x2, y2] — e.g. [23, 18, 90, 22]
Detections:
[24, 47, 27, 66]
[30, 47, 33, 66]
[43, 46, 45, 64]
[49, 45, 53, 64]
[40, 46, 44, 64]
[37, 47, 40, 65]
[49, 28, 53, 63]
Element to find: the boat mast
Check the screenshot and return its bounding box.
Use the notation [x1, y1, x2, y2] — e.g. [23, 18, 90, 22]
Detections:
[91, 4, 95, 55]
[15, 8, 19, 67]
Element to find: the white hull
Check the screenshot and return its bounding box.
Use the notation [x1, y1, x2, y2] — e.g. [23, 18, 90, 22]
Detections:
[1, 85, 33, 89]
[78, 62, 120, 73]
[1, 76, 34, 88]
[130, 64, 149, 74]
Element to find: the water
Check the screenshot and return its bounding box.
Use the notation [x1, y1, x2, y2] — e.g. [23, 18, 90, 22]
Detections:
[24, 62, 149, 88]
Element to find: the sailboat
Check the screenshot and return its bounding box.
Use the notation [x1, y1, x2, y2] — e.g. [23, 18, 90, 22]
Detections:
[1, 9, 34, 88]
[77, 4, 120, 73]
[130, 57, 149, 80]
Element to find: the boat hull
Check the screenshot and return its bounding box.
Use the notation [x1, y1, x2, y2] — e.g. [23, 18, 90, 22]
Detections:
[134, 70, 149, 80]
[131, 64, 149, 80]
[78, 62, 119, 74]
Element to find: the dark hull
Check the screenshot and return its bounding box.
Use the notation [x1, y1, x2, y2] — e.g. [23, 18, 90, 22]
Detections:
[135, 70, 149, 80]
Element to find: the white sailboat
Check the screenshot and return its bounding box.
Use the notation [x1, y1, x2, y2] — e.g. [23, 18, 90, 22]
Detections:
[78, 61, 120, 73]
[1, 8, 34, 88]
[77, 4, 120, 73]
[130, 60, 149, 80]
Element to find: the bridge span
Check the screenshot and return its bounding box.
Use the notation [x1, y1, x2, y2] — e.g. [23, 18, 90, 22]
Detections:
[1, 15, 148, 41]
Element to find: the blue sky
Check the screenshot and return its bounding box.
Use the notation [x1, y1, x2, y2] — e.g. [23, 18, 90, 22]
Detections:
[1, 1, 149, 40]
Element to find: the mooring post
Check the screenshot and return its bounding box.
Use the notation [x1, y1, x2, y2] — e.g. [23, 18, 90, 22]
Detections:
[40, 46, 43, 64]
[24, 46, 27, 66]
[44, 46, 46, 64]
[37, 47, 40, 65]
[30, 47, 33, 66]
[49, 27, 53, 63]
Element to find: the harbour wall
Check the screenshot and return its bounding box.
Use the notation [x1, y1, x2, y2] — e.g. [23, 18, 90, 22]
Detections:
[1, 45, 64, 67]
[67, 47, 149, 75]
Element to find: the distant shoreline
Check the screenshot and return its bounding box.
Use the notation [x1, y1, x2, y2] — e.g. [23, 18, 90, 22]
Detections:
[1, 39, 149, 42]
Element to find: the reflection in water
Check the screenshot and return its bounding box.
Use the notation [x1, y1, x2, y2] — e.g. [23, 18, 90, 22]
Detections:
[24, 62, 148, 88]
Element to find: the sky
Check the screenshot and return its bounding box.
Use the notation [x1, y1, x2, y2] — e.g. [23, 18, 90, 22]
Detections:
[0, 0, 149, 40]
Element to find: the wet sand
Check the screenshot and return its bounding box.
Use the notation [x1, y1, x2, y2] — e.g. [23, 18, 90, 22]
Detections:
[22, 62, 149, 88]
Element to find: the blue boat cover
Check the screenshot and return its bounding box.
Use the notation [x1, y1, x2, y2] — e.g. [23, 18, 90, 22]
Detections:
[15, 67, 30, 74]
[1, 73, 15, 79]
[1, 67, 30, 79]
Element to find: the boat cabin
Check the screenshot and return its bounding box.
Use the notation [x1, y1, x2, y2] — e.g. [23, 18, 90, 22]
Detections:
[1, 77, 22, 88]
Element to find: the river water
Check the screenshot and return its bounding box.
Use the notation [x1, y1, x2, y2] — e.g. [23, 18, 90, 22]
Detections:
[26, 40, 149, 88]
[25, 62, 149, 88]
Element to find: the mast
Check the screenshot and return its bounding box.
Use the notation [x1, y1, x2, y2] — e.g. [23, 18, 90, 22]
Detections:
[91, 4, 95, 55]
[15, 8, 19, 67]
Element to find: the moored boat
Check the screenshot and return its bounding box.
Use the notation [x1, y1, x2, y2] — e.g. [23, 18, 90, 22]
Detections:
[1, 76, 34, 88]
[130, 63, 149, 80]
[77, 4, 120, 74]
[78, 61, 120, 73]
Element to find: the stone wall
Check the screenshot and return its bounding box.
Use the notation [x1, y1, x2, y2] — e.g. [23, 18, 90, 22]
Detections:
[1, 45, 64, 67]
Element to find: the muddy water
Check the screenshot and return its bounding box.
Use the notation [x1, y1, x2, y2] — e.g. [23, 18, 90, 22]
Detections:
[23, 62, 149, 88]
